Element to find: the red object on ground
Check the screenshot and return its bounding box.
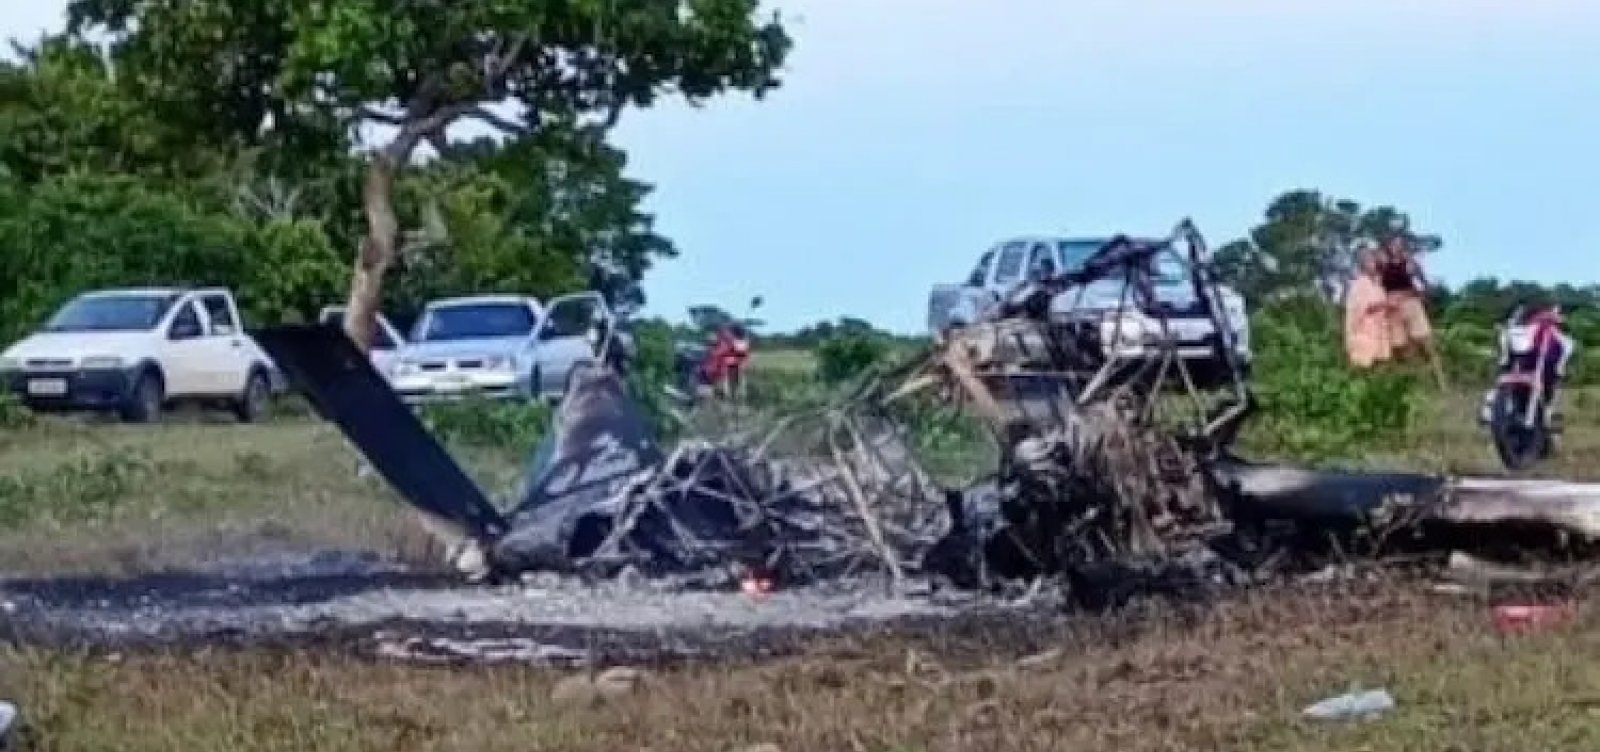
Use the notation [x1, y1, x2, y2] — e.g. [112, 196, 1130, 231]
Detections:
[1491, 601, 1578, 635]
[739, 564, 775, 597]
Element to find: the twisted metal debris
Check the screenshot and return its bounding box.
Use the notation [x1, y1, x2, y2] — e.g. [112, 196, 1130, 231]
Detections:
[250, 219, 1600, 605]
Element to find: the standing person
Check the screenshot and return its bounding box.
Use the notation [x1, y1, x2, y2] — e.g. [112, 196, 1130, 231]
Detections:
[1344, 248, 1393, 368]
[1376, 235, 1447, 387]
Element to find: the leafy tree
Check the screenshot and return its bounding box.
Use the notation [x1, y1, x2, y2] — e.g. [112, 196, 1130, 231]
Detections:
[430, 133, 675, 314]
[67, 0, 791, 351]
[1214, 190, 1442, 303]
[814, 333, 890, 384]
[764, 315, 912, 348]
[687, 305, 737, 334]
[0, 37, 235, 183]
[0, 173, 250, 342]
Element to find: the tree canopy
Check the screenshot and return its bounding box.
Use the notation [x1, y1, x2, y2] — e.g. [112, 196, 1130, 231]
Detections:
[0, 2, 789, 345]
[63, 0, 791, 349]
[1213, 189, 1443, 304]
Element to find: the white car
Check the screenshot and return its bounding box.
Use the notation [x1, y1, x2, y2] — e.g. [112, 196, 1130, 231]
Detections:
[391, 292, 616, 403]
[317, 305, 406, 381]
[0, 287, 278, 422]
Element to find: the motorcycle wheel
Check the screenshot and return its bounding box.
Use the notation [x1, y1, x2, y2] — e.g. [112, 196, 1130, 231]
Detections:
[1490, 382, 1548, 473]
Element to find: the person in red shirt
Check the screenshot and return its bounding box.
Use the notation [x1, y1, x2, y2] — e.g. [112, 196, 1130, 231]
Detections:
[701, 323, 752, 399]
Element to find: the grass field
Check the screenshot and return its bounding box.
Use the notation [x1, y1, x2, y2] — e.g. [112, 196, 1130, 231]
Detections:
[9, 586, 1600, 752]
[4, 368, 1600, 750]
[750, 347, 818, 375]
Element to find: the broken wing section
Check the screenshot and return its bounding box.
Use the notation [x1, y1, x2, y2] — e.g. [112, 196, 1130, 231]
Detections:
[252, 325, 508, 545]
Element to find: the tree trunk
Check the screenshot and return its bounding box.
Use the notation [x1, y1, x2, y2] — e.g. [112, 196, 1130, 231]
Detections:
[343, 151, 402, 353]
[340, 128, 490, 573]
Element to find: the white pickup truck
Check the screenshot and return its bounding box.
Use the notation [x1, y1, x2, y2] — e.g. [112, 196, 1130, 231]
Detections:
[928, 235, 1252, 377]
[0, 287, 279, 422]
[389, 291, 629, 403]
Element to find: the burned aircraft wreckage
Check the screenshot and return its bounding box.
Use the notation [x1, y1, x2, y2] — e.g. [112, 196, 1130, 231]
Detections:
[257, 220, 1600, 606]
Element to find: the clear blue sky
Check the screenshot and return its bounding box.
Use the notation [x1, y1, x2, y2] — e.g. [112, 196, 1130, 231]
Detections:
[9, 0, 1600, 333]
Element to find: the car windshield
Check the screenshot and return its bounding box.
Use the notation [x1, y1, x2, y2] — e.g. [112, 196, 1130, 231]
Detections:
[1056, 240, 1104, 272]
[415, 302, 536, 342]
[1057, 239, 1189, 287]
[43, 294, 177, 332]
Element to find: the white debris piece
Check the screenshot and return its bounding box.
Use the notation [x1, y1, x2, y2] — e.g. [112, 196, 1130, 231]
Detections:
[0, 700, 17, 744]
[1302, 689, 1395, 721]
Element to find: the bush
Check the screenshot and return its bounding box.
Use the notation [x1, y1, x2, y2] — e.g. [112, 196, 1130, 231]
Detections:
[814, 334, 890, 384]
[627, 319, 678, 383]
[418, 398, 552, 449]
[886, 396, 996, 482]
[1243, 295, 1424, 461]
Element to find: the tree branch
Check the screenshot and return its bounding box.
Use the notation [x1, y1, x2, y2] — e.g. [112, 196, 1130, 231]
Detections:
[359, 106, 408, 125]
[478, 34, 529, 100]
[486, 35, 528, 87]
[424, 130, 452, 158]
[464, 106, 531, 136]
[598, 96, 625, 132]
[382, 101, 477, 162]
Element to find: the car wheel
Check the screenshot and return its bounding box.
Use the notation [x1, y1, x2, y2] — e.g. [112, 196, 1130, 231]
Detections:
[120, 369, 164, 424]
[234, 369, 270, 423]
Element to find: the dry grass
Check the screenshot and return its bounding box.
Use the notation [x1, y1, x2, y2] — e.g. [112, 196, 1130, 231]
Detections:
[5, 389, 1600, 750]
[4, 585, 1600, 751]
[1360, 386, 1600, 479]
[0, 411, 526, 576]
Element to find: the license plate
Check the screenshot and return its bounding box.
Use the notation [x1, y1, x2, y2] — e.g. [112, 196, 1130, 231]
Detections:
[434, 375, 470, 391]
[26, 378, 67, 396]
[1498, 372, 1535, 386]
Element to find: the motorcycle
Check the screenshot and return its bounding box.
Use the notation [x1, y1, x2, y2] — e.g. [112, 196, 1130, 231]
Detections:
[1482, 306, 1571, 472]
[666, 298, 763, 407]
[670, 324, 753, 404]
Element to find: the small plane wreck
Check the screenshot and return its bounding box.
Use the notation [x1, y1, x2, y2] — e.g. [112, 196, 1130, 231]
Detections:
[259, 324, 947, 589]
[255, 220, 1600, 606]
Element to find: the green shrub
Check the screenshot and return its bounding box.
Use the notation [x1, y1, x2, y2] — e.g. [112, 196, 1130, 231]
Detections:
[814, 334, 890, 384]
[0, 448, 158, 526]
[627, 319, 678, 383]
[418, 398, 552, 449]
[1435, 320, 1497, 385]
[1243, 295, 1424, 461]
[886, 396, 995, 482]
[624, 367, 686, 443]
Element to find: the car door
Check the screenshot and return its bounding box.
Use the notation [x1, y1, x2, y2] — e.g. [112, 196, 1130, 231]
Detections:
[950, 247, 1001, 325]
[532, 292, 610, 394]
[990, 241, 1029, 291]
[196, 292, 252, 394]
[161, 299, 210, 396]
[1026, 242, 1058, 281]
